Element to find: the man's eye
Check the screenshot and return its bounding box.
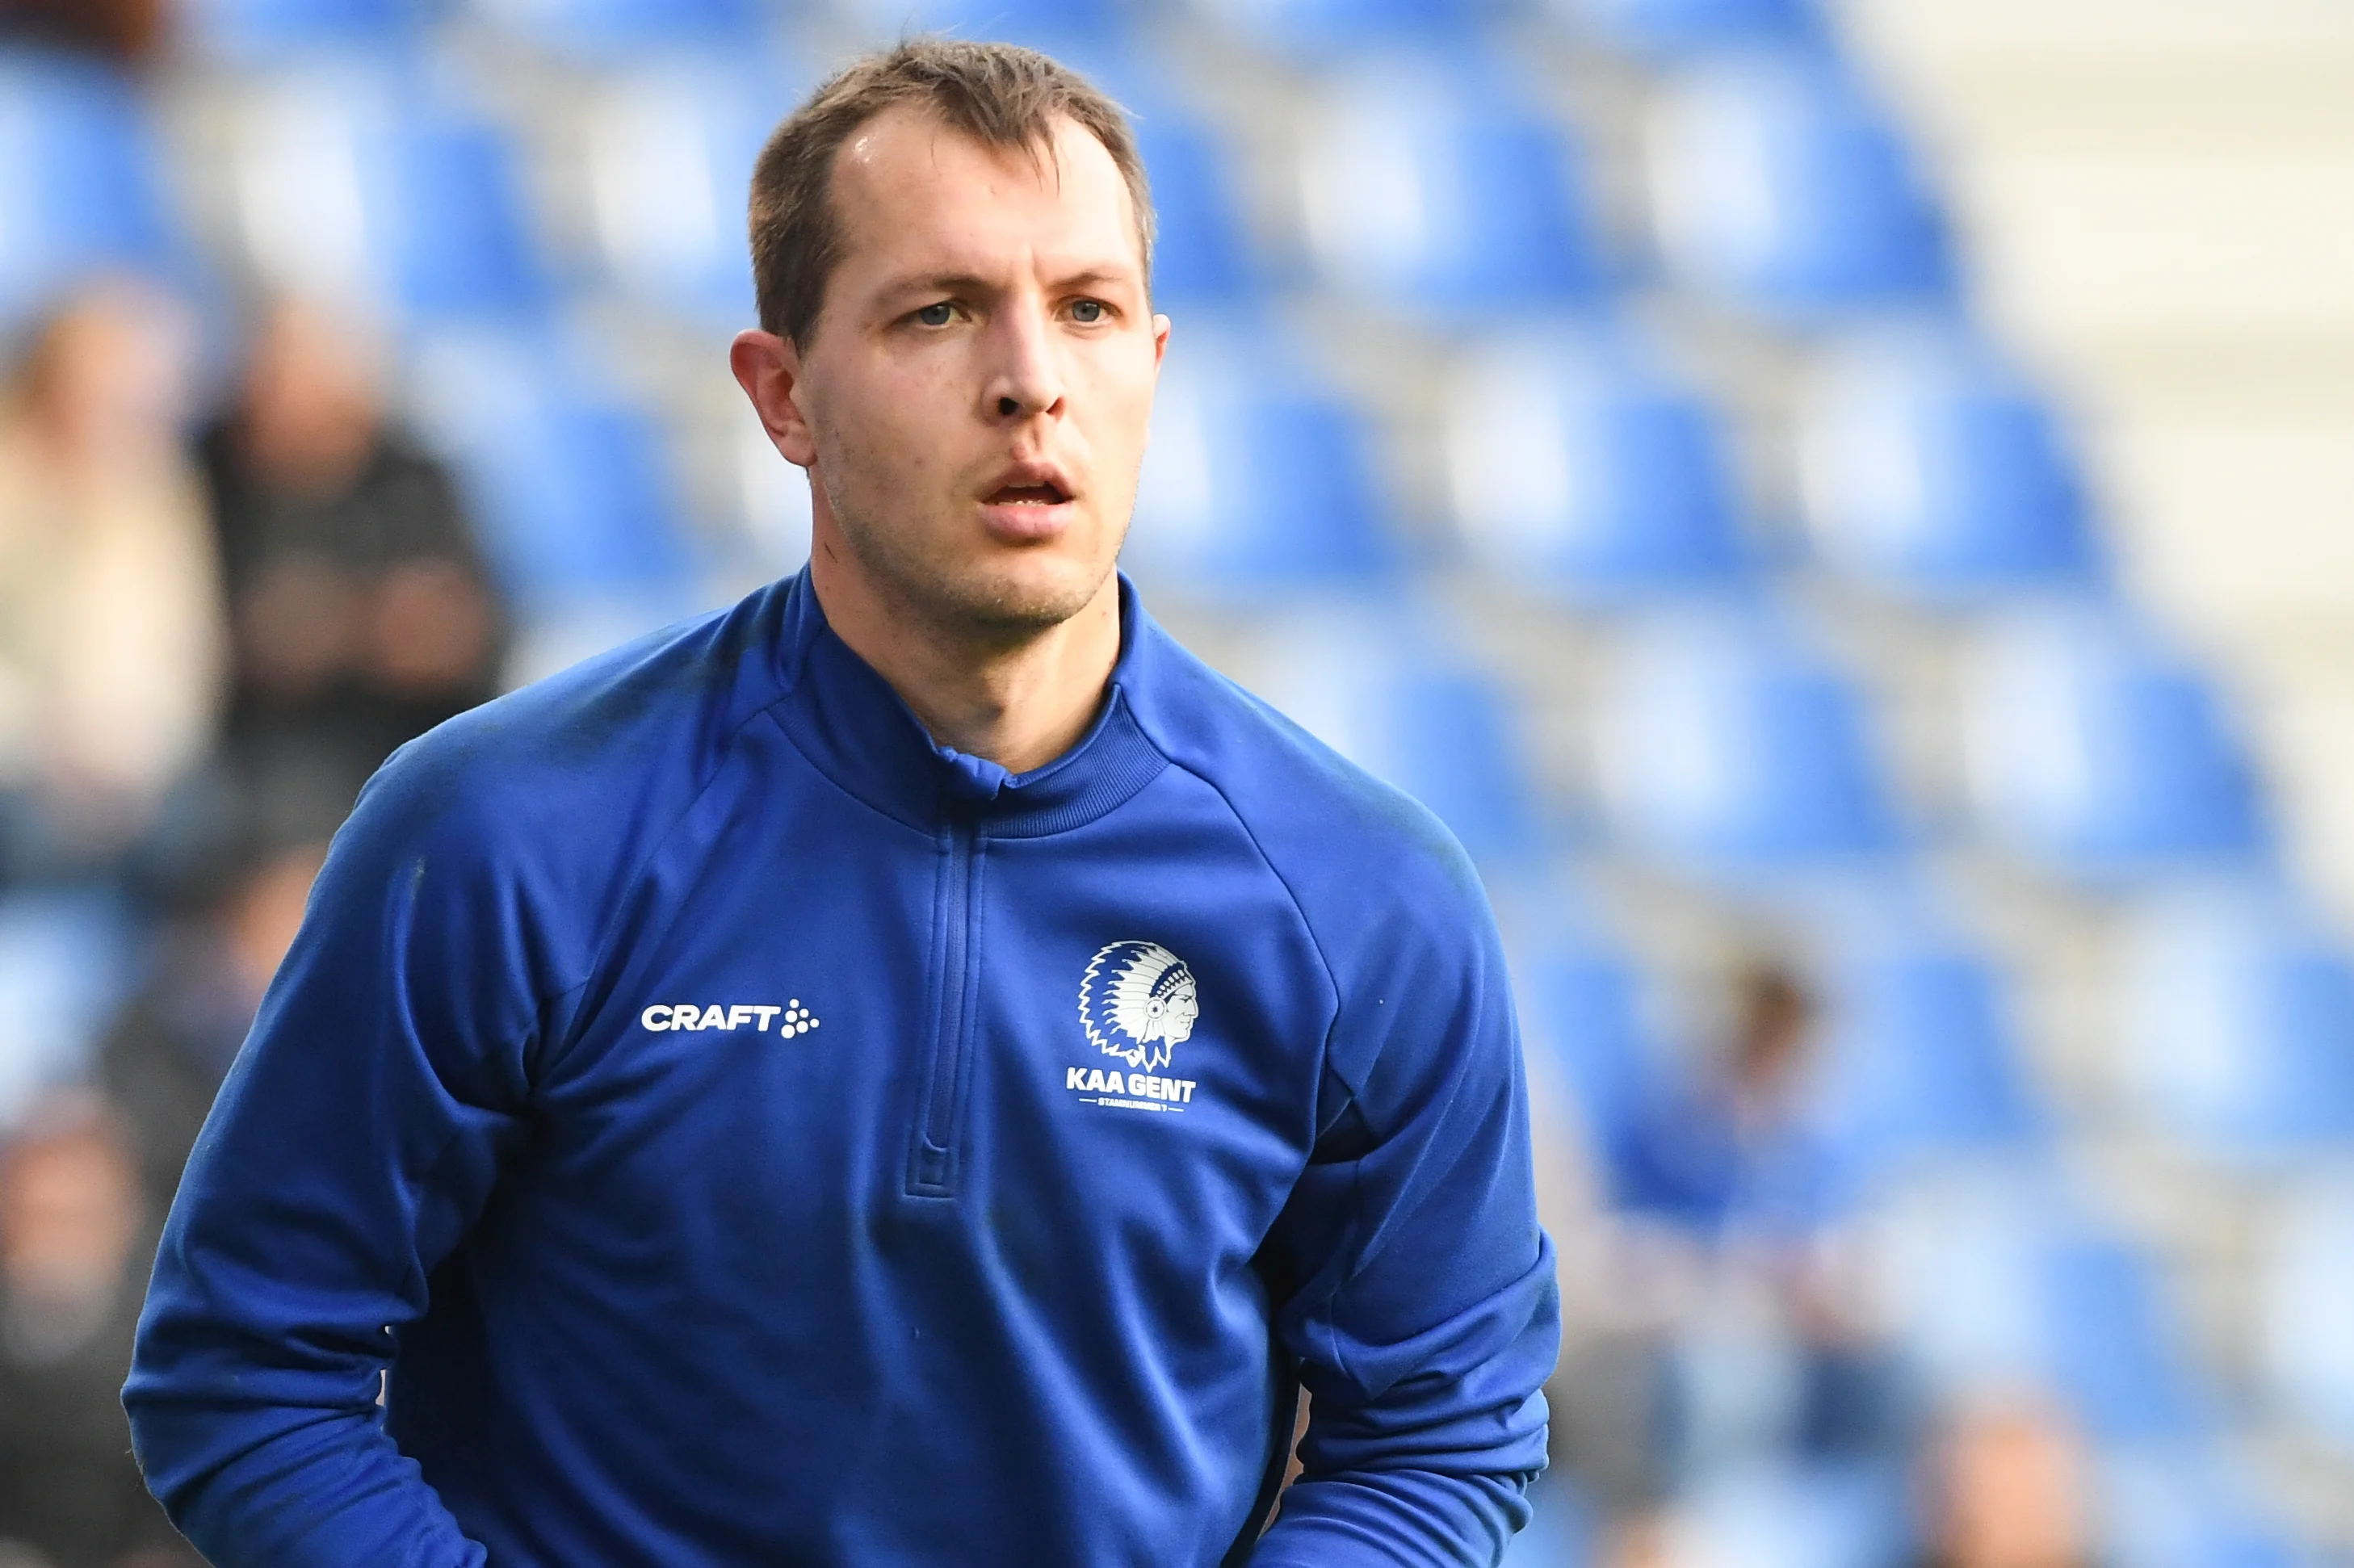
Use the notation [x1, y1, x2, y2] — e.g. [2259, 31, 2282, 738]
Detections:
[916, 302, 955, 326]
[1071, 300, 1106, 324]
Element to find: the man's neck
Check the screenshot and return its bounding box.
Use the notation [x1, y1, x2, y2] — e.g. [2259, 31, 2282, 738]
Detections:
[808, 542, 1122, 777]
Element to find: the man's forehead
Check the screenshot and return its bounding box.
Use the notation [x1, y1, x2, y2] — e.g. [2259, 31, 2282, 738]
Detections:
[828, 105, 1139, 263]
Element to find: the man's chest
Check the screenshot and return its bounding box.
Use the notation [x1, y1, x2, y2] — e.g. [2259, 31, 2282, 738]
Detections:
[511, 806, 1335, 1273]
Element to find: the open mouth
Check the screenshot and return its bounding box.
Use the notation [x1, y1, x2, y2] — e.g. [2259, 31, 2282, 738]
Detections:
[987, 481, 1070, 505]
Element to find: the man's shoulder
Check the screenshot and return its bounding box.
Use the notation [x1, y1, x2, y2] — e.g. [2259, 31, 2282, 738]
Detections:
[1126, 614, 1492, 952]
[355, 585, 792, 864]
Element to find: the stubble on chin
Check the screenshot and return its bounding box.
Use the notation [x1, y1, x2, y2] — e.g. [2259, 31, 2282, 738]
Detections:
[826, 497, 1118, 644]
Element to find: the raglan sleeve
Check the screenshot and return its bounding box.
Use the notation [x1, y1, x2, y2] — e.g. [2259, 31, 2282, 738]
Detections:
[1249, 847, 1560, 1567]
[122, 744, 572, 1567]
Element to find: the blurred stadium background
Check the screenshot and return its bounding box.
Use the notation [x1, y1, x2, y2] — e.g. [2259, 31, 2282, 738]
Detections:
[3, 0, 2354, 1564]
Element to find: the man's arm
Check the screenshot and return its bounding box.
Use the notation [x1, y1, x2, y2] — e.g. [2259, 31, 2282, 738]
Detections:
[1251, 872, 1559, 1567]
[124, 748, 565, 1566]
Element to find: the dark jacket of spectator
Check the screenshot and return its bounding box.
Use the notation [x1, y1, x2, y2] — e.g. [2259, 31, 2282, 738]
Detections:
[0, 1264, 187, 1567]
[0, 0, 165, 62]
[0, 1100, 195, 1568]
[201, 298, 506, 828]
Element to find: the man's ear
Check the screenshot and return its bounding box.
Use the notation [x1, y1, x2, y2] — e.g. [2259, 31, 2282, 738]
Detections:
[730, 329, 816, 467]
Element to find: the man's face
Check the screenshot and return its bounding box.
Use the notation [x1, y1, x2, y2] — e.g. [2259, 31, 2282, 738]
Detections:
[787, 107, 1167, 633]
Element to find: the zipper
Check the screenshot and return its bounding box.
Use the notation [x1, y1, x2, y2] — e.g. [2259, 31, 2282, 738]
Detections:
[908, 818, 981, 1197]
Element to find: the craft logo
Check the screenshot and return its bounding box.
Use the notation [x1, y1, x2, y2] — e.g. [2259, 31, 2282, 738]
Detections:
[1069, 940, 1200, 1111]
[640, 1000, 819, 1034]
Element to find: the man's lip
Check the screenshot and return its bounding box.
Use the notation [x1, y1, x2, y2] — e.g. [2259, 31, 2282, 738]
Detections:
[976, 493, 1076, 542]
[981, 462, 1075, 505]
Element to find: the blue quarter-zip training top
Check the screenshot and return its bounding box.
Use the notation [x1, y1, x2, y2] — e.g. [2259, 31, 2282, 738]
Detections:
[126, 569, 1559, 1566]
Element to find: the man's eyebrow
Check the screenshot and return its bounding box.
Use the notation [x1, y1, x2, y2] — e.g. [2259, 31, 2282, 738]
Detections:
[1051, 266, 1142, 293]
[878, 263, 1144, 302]
[879, 270, 997, 302]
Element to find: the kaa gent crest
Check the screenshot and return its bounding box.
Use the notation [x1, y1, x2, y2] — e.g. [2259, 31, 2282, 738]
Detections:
[1077, 941, 1198, 1074]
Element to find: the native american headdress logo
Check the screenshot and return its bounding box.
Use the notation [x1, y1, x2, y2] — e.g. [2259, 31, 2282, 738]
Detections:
[1077, 941, 1199, 1074]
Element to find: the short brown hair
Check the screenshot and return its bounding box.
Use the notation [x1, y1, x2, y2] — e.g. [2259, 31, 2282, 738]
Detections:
[748, 38, 1156, 348]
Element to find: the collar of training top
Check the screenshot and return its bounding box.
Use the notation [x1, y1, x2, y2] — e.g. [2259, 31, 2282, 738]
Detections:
[767, 567, 1170, 838]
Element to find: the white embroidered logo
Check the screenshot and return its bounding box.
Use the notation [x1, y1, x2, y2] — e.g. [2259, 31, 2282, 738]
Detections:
[1077, 940, 1199, 1073]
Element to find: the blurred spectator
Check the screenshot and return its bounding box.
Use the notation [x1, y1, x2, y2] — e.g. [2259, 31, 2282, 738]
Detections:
[1613, 960, 1846, 1239]
[200, 296, 506, 834]
[1597, 1513, 1673, 1568]
[0, 1093, 195, 1568]
[1583, 958, 1907, 1499]
[0, 0, 166, 64]
[99, 835, 322, 1211]
[0, 281, 223, 887]
[1912, 1397, 2099, 1568]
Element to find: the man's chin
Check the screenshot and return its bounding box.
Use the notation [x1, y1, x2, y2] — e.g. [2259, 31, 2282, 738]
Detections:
[825, 505, 1121, 640]
[959, 575, 1109, 633]
[901, 556, 1113, 638]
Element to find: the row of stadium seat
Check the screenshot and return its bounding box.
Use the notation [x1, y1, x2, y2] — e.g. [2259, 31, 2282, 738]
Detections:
[2, 30, 1949, 321]
[0, 53, 186, 329]
[1139, 320, 2096, 602]
[1525, 871, 2354, 1181]
[1246, 602, 2263, 884]
[174, 0, 1827, 63]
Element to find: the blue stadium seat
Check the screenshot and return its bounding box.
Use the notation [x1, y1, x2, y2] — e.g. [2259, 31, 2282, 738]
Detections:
[1673, 1461, 1912, 1568]
[1798, 329, 2102, 601]
[1520, 939, 1655, 1169]
[464, 0, 766, 56]
[1445, 327, 1746, 599]
[1296, 59, 1603, 314]
[2099, 1448, 2303, 1568]
[0, 889, 137, 1129]
[377, 119, 550, 320]
[832, 0, 1125, 45]
[2042, 1235, 2208, 1444]
[578, 65, 787, 325]
[1185, 0, 1475, 52]
[403, 333, 693, 610]
[1244, 610, 1544, 862]
[1126, 331, 1394, 590]
[2117, 885, 2354, 1164]
[0, 52, 180, 329]
[1550, 0, 1822, 57]
[1595, 606, 1899, 875]
[1513, 913, 1693, 1226]
[1649, 51, 1951, 318]
[1135, 116, 1259, 307]
[1881, 1179, 2205, 1444]
[176, 0, 426, 60]
[1806, 929, 2044, 1177]
[1959, 605, 2268, 881]
[1357, 669, 1542, 862]
[2258, 1173, 2354, 1458]
[229, 76, 552, 323]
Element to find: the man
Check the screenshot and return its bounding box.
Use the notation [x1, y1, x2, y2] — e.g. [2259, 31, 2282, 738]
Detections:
[125, 40, 1557, 1566]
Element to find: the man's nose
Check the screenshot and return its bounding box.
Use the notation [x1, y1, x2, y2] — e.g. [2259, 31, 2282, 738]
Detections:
[983, 302, 1064, 422]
